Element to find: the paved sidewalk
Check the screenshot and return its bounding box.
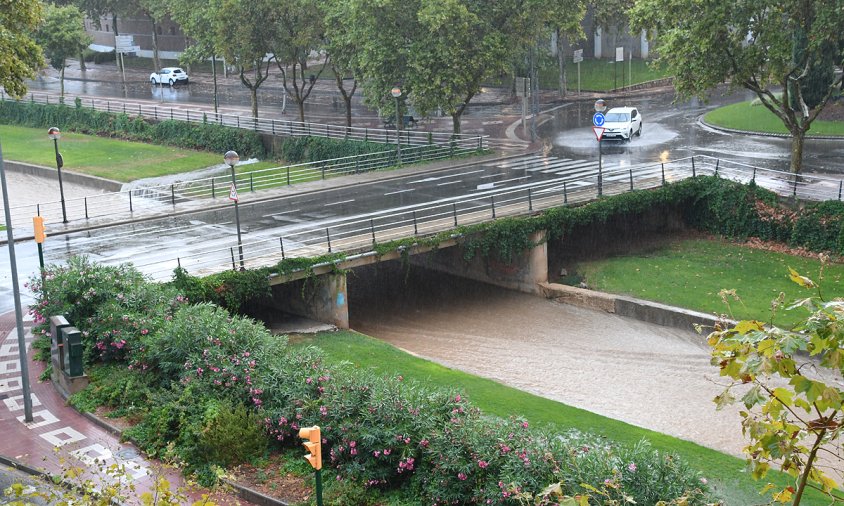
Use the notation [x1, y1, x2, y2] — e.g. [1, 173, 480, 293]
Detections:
[0, 310, 251, 505]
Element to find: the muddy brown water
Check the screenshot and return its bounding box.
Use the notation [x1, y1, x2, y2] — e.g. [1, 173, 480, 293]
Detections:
[348, 263, 748, 456]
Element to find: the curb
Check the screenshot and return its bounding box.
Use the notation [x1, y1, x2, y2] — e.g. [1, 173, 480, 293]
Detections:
[698, 116, 844, 141]
[539, 282, 725, 333]
[3, 160, 123, 192]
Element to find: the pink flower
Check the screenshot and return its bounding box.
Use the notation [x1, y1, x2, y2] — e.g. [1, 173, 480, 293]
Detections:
[373, 451, 381, 458]
[478, 460, 488, 469]
[458, 472, 467, 481]
[627, 463, 637, 473]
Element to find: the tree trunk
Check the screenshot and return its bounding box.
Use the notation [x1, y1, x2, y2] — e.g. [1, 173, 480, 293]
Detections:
[60, 64, 65, 99]
[557, 28, 567, 98]
[150, 17, 161, 71]
[298, 101, 305, 123]
[790, 128, 805, 174]
[212, 56, 219, 114]
[79, 50, 86, 71]
[251, 88, 258, 118]
[451, 113, 461, 134]
[344, 95, 352, 127]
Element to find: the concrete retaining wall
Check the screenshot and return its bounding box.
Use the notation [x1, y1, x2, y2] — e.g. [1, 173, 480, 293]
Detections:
[539, 282, 723, 333]
[4, 160, 123, 192]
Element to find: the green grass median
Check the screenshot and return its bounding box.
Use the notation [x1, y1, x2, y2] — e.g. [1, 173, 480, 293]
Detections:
[569, 237, 843, 328]
[0, 124, 223, 182]
[704, 101, 844, 136]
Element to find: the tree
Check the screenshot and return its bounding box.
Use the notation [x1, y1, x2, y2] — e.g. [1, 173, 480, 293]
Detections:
[214, 0, 277, 118]
[345, 0, 545, 134]
[629, 0, 844, 174]
[708, 264, 844, 505]
[0, 0, 44, 98]
[547, 0, 586, 98]
[36, 5, 92, 99]
[322, 0, 360, 127]
[169, 0, 223, 113]
[271, 0, 326, 123]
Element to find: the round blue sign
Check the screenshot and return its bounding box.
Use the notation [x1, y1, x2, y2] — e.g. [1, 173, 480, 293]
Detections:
[592, 112, 605, 127]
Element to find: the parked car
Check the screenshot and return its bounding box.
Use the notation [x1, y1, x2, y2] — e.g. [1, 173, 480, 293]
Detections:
[149, 67, 189, 86]
[602, 107, 642, 141]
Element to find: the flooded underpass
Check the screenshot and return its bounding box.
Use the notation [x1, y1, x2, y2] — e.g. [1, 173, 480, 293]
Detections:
[347, 261, 747, 457]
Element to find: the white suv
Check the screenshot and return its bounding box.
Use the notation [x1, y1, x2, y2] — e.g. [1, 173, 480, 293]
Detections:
[602, 107, 642, 141]
[150, 67, 189, 86]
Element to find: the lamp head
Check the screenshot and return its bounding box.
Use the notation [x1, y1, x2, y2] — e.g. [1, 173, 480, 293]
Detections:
[224, 150, 240, 167]
[48, 127, 61, 140]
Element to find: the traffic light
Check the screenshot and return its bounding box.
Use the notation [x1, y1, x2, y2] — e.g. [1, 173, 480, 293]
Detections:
[33, 216, 46, 243]
[299, 425, 322, 470]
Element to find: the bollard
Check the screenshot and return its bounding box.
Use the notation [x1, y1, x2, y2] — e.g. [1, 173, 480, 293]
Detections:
[629, 169, 634, 191]
[212, 178, 216, 198]
[250, 173, 254, 192]
[413, 211, 418, 235]
[491, 196, 496, 219]
[287, 167, 291, 186]
[326, 229, 332, 252]
[129, 190, 133, 212]
[691, 157, 696, 178]
[661, 163, 665, 185]
[171, 185, 176, 205]
[84, 198, 88, 219]
[453, 203, 458, 226]
[563, 182, 568, 204]
[280, 237, 285, 259]
[371, 219, 376, 245]
[839, 181, 842, 201]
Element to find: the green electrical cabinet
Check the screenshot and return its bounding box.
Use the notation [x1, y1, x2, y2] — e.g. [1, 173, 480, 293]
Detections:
[61, 326, 84, 377]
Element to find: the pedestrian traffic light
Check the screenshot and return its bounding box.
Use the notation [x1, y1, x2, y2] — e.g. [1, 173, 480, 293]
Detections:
[299, 425, 322, 470]
[33, 216, 46, 243]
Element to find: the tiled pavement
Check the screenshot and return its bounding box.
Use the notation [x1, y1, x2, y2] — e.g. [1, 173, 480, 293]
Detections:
[0, 310, 251, 504]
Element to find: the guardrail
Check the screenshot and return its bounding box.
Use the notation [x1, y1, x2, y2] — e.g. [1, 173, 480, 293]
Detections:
[0, 90, 486, 149]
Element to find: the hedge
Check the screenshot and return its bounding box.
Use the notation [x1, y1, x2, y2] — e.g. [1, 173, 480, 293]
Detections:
[0, 99, 266, 159]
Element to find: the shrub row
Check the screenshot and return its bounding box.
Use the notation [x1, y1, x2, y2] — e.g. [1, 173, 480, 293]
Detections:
[0, 99, 266, 158]
[30, 256, 711, 504]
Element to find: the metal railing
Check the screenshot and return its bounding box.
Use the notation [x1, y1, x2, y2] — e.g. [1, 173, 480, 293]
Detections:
[6, 138, 487, 229]
[0, 90, 486, 149]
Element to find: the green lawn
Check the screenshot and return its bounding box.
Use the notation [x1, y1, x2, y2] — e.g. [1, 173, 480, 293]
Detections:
[0, 125, 223, 182]
[571, 237, 843, 328]
[294, 330, 829, 505]
[704, 101, 844, 136]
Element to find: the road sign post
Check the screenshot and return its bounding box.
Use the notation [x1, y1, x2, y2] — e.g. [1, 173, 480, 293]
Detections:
[594, 100, 607, 197]
[573, 50, 583, 94]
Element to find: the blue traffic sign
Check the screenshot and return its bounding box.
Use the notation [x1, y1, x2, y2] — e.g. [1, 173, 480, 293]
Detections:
[592, 112, 605, 127]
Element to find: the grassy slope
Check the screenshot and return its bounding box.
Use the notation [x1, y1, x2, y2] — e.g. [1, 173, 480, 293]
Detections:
[573, 238, 843, 328]
[0, 124, 222, 182]
[294, 330, 828, 505]
[704, 101, 844, 136]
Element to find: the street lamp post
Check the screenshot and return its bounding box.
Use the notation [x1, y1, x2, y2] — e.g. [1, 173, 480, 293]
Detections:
[594, 99, 607, 197]
[0, 139, 34, 423]
[224, 150, 244, 269]
[47, 127, 68, 223]
[390, 86, 402, 165]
